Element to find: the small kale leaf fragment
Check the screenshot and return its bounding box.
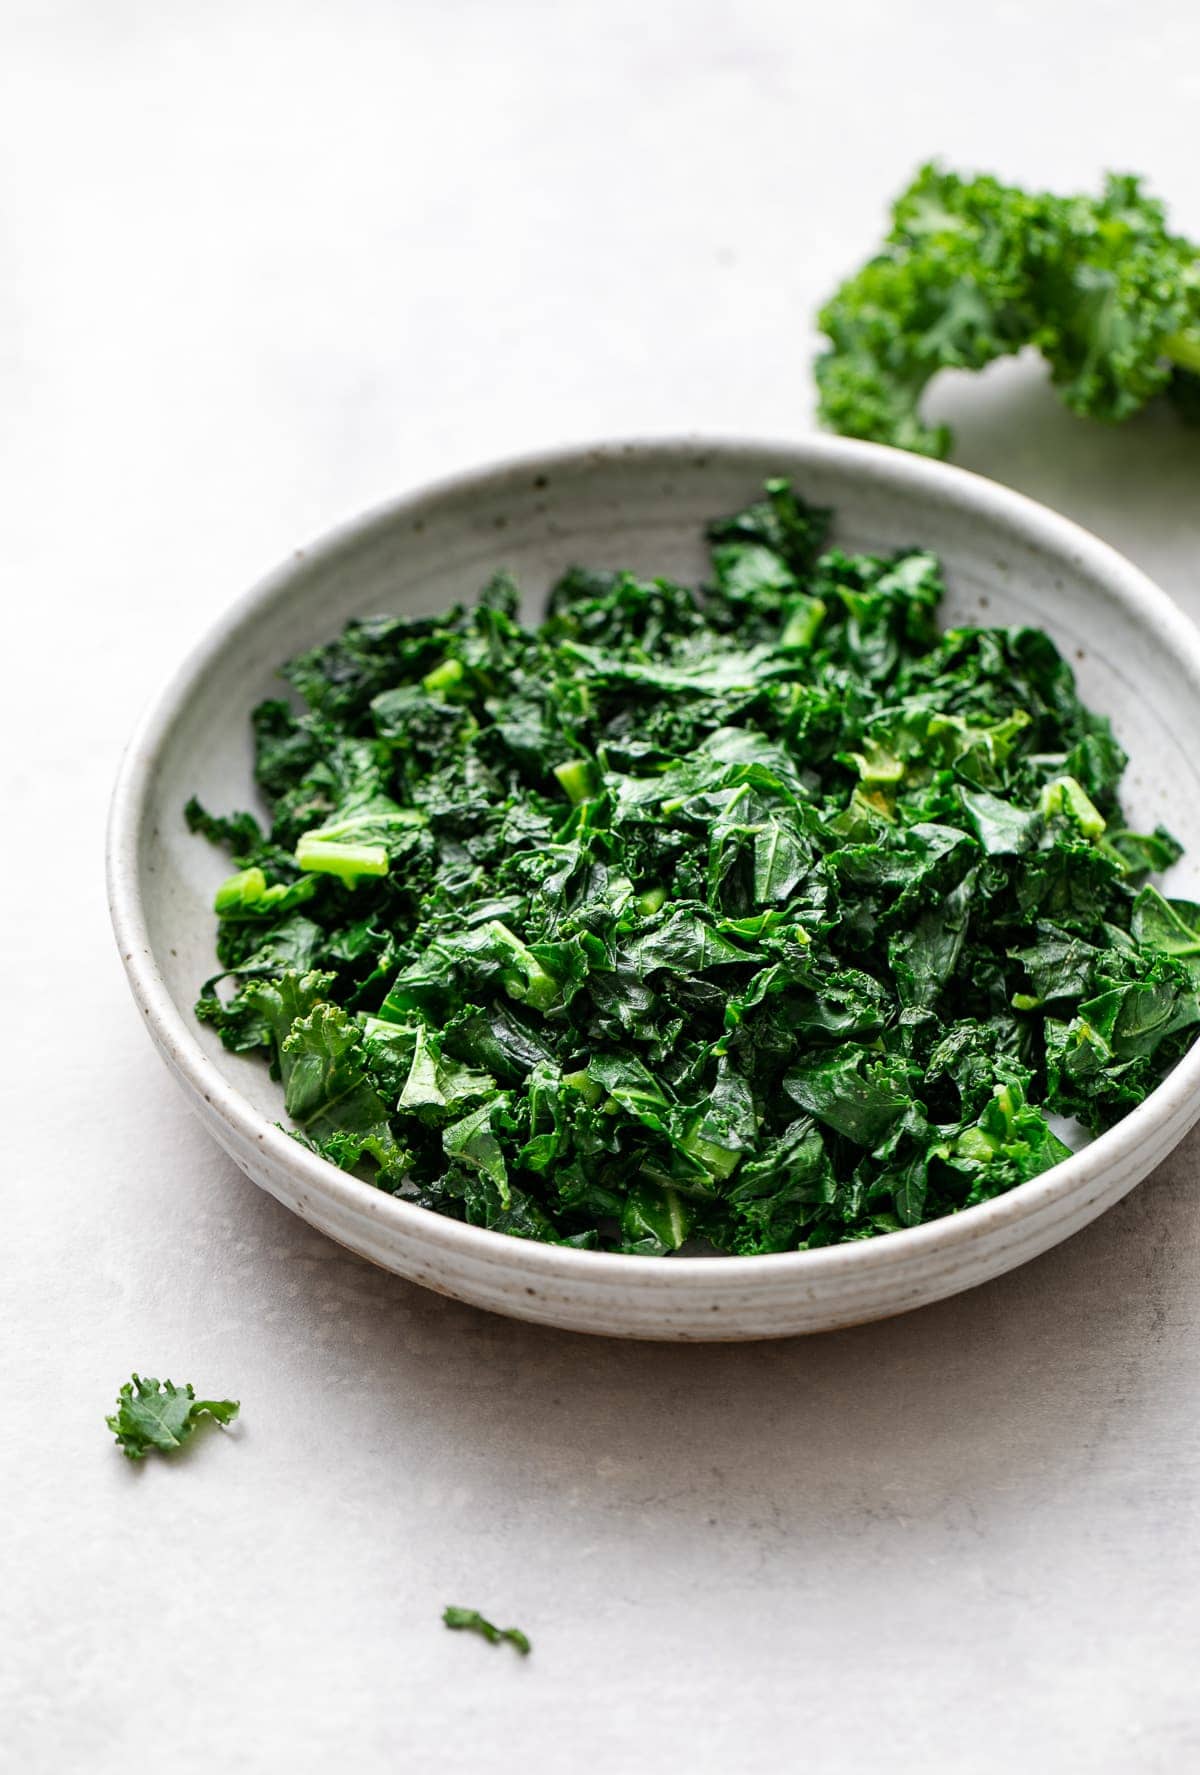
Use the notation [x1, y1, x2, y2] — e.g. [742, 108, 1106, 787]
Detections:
[106, 1375, 240, 1461]
[442, 1606, 531, 1655]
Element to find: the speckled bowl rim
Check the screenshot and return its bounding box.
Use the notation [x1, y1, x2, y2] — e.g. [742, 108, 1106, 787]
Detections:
[107, 433, 1200, 1293]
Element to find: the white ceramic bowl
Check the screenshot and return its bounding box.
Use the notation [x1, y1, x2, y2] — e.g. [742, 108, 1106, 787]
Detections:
[108, 436, 1200, 1339]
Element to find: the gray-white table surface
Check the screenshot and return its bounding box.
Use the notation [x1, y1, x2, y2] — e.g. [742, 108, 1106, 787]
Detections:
[4, 3, 1200, 1769]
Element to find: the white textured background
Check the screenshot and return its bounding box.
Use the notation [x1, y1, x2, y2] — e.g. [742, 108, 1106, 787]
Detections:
[4, 3, 1200, 1770]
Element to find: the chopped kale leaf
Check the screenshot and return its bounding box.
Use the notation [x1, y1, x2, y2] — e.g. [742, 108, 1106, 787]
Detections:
[187, 482, 1196, 1254]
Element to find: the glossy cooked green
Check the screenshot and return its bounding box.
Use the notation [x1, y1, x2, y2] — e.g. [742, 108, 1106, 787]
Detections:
[188, 482, 1200, 1255]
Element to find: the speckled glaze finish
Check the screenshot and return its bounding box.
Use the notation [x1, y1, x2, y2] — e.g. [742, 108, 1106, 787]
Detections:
[107, 437, 1200, 1339]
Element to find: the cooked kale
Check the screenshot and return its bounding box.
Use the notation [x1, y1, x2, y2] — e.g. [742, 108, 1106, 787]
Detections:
[106, 1375, 240, 1460]
[816, 163, 1200, 456]
[442, 1607, 531, 1654]
[188, 482, 1198, 1255]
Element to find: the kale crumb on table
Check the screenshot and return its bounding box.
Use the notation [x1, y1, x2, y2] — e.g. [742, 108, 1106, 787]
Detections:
[442, 1607, 531, 1655]
[186, 480, 1200, 1256]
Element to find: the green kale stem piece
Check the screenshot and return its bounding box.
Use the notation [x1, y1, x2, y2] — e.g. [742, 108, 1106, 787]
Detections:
[554, 757, 600, 804]
[295, 834, 389, 884]
[815, 162, 1200, 457]
[486, 920, 561, 1011]
[422, 657, 466, 696]
[1164, 330, 1200, 376]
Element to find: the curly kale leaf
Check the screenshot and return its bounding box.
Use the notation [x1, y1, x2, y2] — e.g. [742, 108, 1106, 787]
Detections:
[816, 162, 1200, 456]
[106, 1375, 240, 1461]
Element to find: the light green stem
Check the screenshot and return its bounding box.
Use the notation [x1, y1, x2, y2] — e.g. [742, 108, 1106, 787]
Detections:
[295, 836, 389, 884]
[1163, 329, 1200, 376]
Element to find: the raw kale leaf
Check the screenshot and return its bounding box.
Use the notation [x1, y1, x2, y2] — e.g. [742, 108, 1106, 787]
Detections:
[106, 1375, 240, 1461]
[442, 1606, 531, 1655]
[816, 163, 1200, 456]
[186, 481, 1195, 1255]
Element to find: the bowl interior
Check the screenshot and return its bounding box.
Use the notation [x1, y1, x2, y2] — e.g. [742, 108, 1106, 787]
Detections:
[136, 441, 1200, 1142]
